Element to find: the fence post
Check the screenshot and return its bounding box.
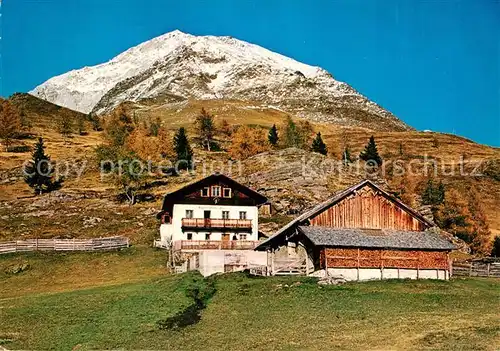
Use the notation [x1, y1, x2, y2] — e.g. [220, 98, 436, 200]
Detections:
[469, 262, 473, 277]
[487, 263, 490, 277]
[36, 238, 38, 251]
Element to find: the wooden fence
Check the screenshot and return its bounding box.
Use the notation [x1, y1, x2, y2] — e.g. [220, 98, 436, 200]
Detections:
[452, 260, 500, 278]
[0, 237, 129, 255]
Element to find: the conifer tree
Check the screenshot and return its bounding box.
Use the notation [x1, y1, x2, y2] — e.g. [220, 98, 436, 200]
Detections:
[421, 179, 445, 206]
[359, 135, 382, 166]
[195, 108, 216, 151]
[492, 236, 500, 257]
[342, 147, 352, 165]
[311, 132, 327, 155]
[24, 137, 62, 195]
[268, 124, 279, 146]
[173, 127, 193, 170]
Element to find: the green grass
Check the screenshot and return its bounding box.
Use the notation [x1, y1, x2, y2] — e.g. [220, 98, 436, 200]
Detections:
[0, 263, 499, 350]
[0, 246, 167, 297]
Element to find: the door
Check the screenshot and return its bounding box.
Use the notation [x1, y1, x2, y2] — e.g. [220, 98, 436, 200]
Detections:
[221, 233, 230, 248]
[204, 210, 211, 227]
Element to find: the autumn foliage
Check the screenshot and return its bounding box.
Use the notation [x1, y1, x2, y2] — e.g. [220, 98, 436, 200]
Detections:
[195, 108, 216, 151]
[229, 126, 269, 159]
[126, 126, 174, 162]
[435, 188, 491, 255]
[104, 105, 136, 146]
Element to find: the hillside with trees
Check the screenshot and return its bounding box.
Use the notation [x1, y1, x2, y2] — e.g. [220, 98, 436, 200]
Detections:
[0, 95, 499, 256]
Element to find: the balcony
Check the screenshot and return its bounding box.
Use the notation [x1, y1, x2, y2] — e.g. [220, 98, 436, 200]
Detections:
[181, 218, 252, 230]
[174, 240, 260, 251]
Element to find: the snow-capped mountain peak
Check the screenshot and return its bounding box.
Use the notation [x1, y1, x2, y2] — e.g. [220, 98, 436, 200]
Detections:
[30, 30, 409, 131]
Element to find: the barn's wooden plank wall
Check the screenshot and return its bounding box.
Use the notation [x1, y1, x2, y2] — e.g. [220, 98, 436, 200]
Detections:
[320, 248, 449, 270]
[309, 190, 426, 231]
[0, 237, 129, 255]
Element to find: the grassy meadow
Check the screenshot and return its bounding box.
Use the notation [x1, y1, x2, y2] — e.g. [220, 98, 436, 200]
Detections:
[0, 247, 499, 350]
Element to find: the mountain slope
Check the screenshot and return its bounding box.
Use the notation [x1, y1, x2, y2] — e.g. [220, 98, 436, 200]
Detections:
[30, 30, 409, 131]
[8, 92, 86, 123]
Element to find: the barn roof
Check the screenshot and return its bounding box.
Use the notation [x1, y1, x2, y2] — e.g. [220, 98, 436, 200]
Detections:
[255, 179, 434, 251]
[298, 226, 455, 250]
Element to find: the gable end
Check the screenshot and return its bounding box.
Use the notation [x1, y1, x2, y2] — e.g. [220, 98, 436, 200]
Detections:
[308, 184, 429, 231]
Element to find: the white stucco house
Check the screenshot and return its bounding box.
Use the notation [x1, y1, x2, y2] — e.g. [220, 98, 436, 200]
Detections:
[156, 173, 268, 252]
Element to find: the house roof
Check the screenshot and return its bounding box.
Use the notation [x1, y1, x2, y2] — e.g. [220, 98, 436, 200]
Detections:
[159, 173, 268, 213]
[298, 226, 455, 250]
[255, 179, 434, 251]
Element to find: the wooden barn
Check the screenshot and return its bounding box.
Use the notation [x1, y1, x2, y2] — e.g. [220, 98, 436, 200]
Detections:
[255, 180, 455, 280]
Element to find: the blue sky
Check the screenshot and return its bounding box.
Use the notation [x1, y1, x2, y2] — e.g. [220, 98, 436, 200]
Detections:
[2, 0, 499, 146]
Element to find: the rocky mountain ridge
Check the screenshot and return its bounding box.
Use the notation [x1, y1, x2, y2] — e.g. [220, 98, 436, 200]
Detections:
[31, 30, 410, 131]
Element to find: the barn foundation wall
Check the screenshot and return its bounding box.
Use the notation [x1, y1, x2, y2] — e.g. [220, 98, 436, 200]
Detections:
[310, 267, 449, 281]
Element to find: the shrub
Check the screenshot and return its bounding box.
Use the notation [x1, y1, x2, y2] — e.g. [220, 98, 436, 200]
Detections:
[482, 159, 500, 181]
[6, 145, 31, 153]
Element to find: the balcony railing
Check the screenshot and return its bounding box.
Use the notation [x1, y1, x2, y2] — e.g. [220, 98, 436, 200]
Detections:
[181, 218, 252, 229]
[174, 240, 259, 251]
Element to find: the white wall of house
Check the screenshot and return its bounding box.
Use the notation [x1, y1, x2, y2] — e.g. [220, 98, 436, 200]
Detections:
[160, 204, 259, 244]
[197, 250, 267, 276]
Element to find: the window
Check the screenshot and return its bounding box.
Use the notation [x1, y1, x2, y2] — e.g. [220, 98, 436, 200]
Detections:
[186, 210, 193, 219]
[223, 188, 232, 198]
[187, 233, 193, 240]
[240, 234, 247, 240]
[211, 186, 221, 197]
[239, 211, 247, 220]
[201, 187, 210, 197]
[222, 211, 229, 219]
[205, 233, 211, 240]
[162, 213, 171, 224]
